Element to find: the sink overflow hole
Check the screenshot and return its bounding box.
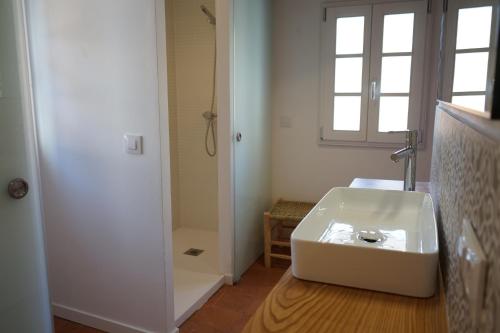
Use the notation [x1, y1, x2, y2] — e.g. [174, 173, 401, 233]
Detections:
[184, 248, 204, 256]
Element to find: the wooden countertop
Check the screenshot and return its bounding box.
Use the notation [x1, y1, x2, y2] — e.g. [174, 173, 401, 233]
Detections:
[242, 270, 447, 333]
[243, 178, 447, 333]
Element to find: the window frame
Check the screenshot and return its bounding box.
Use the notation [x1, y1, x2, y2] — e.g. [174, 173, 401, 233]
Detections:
[320, 5, 372, 141]
[367, 1, 426, 143]
[319, 0, 429, 147]
[441, 0, 498, 116]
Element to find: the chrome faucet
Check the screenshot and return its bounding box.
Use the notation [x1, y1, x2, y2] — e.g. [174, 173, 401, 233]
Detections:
[389, 130, 418, 191]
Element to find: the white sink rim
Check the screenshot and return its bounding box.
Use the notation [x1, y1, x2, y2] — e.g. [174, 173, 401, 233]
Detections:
[292, 187, 439, 255]
[291, 187, 440, 298]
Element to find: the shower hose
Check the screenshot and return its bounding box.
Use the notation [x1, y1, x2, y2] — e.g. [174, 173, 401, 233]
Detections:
[204, 39, 217, 157]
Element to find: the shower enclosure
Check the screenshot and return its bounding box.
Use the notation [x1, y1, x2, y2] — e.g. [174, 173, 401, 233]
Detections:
[165, 0, 223, 325]
[165, 0, 272, 326]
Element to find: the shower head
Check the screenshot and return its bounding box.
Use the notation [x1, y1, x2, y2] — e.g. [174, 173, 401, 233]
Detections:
[200, 5, 216, 25]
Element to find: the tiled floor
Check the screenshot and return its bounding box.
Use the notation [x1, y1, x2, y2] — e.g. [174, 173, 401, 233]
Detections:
[54, 257, 288, 333]
[180, 257, 288, 333]
[53, 317, 105, 333]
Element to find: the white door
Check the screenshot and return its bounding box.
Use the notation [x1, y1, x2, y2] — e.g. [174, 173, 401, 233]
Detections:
[0, 1, 52, 332]
[233, 0, 272, 280]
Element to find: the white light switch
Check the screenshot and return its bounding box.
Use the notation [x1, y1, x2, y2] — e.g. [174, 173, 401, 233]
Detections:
[457, 218, 487, 329]
[124, 134, 143, 155]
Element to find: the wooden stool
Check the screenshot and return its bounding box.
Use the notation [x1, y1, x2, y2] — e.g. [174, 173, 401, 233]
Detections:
[264, 199, 316, 268]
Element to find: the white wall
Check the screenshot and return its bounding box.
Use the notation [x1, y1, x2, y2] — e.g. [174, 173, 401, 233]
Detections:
[271, 0, 439, 202]
[27, 1, 175, 332]
[167, 0, 219, 231]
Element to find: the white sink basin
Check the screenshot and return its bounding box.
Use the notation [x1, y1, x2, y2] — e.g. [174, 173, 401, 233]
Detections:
[291, 187, 439, 298]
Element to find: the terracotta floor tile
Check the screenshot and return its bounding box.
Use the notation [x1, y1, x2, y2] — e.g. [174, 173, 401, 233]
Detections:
[53, 317, 105, 333]
[180, 257, 289, 332]
[232, 316, 253, 333]
[210, 287, 262, 316]
[180, 318, 223, 333]
[187, 304, 245, 333]
[237, 268, 286, 289]
[204, 286, 226, 307]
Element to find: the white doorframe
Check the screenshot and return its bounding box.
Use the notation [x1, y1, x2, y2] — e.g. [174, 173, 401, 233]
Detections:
[155, 1, 177, 332]
[216, 0, 236, 284]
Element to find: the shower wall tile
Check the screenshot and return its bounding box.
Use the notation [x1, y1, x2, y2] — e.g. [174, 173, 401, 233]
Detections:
[167, 0, 218, 231]
[430, 103, 500, 333]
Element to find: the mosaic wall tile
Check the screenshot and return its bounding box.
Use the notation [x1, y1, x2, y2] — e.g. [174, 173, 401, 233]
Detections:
[430, 105, 500, 333]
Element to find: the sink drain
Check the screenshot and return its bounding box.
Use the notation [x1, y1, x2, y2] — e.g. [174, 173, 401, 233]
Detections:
[184, 248, 204, 256]
[357, 230, 385, 244]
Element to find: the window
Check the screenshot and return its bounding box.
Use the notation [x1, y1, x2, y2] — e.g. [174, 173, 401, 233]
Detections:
[442, 1, 497, 112]
[319, 1, 427, 144]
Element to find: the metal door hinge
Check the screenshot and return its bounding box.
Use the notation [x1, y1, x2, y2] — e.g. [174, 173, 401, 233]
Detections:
[443, 0, 448, 13]
[427, 0, 432, 13]
[323, 8, 327, 22]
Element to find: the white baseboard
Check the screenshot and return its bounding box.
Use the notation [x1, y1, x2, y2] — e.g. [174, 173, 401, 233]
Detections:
[224, 274, 234, 285]
[53, 303, 176, 333]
